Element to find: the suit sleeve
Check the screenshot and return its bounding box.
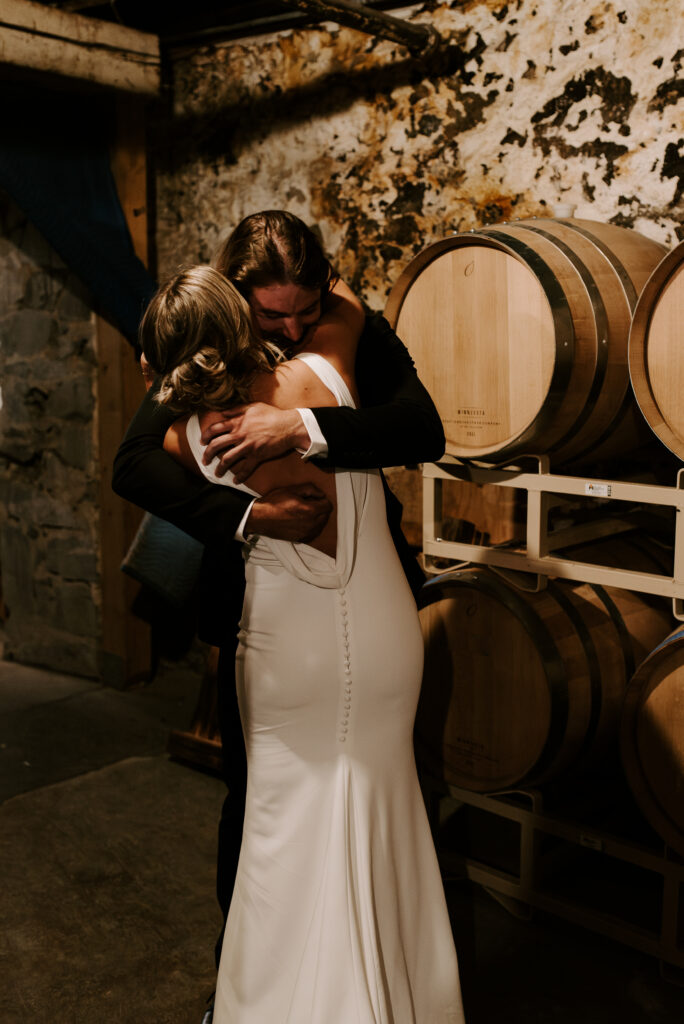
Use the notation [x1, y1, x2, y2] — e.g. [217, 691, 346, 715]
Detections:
[111, 384, 252, 546]
[311, 314, 445, 468]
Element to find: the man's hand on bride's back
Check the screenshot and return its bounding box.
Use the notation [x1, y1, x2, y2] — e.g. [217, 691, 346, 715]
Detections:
[200, 403, 310, 484]
[246, 484, 332, 543]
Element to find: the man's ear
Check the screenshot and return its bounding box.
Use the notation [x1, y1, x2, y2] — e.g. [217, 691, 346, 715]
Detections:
[140, 353, 156, 391]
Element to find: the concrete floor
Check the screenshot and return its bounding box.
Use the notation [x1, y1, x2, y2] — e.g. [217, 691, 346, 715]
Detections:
[0, 653, 223, 1024]
[1, 654, 684, 1024]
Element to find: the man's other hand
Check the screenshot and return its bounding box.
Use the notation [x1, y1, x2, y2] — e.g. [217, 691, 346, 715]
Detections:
[246, 484, 332, 542]
[201, 403, 310, 483]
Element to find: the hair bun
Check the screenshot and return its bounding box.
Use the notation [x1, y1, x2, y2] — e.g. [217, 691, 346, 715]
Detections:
[139, 265, 284, 414]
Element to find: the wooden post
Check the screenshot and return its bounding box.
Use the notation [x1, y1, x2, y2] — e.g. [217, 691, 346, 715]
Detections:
[167, 646, 224, 774]
[96, 95, 152, 687]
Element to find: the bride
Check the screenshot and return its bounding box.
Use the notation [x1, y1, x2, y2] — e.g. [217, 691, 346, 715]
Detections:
[139, 265, 465, 1024]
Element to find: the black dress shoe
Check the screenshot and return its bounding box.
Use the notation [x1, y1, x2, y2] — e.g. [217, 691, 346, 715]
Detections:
[201, 991, 215, 1024]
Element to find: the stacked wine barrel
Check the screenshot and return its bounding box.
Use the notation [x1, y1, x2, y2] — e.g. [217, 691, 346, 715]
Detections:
[385, 217, 667, 466]
[386, 220, 684, 858]
[622, 243, 684, 858]
[619, 626, 684, 857]
[415, 538, 673, 789]
[628, 238, 684, 461]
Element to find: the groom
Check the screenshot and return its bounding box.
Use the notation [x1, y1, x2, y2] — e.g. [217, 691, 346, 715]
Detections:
[112, 210, 444, 1009]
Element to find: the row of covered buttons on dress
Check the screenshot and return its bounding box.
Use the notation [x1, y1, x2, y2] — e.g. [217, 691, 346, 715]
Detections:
[338, 586, 352, 744]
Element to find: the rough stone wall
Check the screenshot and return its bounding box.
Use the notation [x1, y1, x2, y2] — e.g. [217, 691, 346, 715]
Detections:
[153, 0, 683, 541]
[0, 191, 101, 677]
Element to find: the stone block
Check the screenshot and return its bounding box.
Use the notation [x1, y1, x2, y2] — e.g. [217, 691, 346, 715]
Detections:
[5, 483, 87, 530]
[0, 525, 36, 618]
[52, 422, 93, 472]
[23, 358, 72, 383]
[2, 381, 48, 423]
[3, 628, 99, 680]
[55, 324, 97, 361]
[0, 310, 54, 357]
[39, 453, 89, 505]
[56, 580, 101, 638]
[0, 246, 30, 308]
[45, 534, 99, 582]
[33, 578, 99, 639]
[19, 220, 66, 271]
[0, 429, 41, 464]
[45, 375, 94, 420]
[0, 237, 16, 259]
[24, 270, 67, 312]
[33, 579, 57, 622]
[0, 395, 50, 465]
[57, 277, 94, 322]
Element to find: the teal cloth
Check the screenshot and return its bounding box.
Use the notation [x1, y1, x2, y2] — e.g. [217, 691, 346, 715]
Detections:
[121, 513, 204, 609]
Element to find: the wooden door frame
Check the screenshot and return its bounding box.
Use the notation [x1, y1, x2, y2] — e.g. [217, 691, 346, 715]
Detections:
[96, 95, 152, 687]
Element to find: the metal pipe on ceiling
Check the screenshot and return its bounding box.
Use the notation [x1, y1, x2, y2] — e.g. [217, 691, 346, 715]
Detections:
[277, 0, 441, 57]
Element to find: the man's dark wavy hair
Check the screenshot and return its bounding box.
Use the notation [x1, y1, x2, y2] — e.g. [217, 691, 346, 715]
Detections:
[213, 210, 338, 300]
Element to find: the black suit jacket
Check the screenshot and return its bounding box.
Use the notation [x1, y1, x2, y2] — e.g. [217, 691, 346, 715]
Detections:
[112, 314, 445, 645]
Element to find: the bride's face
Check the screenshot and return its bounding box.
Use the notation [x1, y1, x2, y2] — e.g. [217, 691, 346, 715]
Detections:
[248, 282, 322, 349]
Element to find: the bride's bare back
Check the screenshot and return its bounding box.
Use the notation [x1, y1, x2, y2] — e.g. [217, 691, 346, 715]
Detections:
[200, 359, 344, 557]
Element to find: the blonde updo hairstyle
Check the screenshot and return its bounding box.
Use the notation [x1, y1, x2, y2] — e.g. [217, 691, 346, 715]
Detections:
[140, 265, 283, 413]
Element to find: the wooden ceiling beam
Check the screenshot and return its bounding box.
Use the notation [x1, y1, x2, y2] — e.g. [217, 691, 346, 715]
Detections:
[0, 0, 160, 95]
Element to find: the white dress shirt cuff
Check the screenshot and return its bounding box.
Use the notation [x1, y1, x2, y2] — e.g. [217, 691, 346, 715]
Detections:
[296, 407, 329, 459]
[234, 499, 257, 543]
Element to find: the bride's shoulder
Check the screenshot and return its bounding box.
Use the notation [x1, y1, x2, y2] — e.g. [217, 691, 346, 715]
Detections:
[253, 356, 338, 410]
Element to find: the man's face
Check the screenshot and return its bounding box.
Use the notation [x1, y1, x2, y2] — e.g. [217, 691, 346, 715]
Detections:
[248, 282, 322, 350]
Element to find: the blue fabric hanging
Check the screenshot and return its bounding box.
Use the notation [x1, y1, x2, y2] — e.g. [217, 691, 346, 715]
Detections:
[0, 84, 202, 606]
[0, 84, 157, 345]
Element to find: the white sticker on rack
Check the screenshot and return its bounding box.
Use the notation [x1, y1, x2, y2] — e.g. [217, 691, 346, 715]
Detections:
[585, 482, 611, 498]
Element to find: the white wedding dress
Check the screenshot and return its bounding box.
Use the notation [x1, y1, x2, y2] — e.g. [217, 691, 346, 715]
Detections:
[186, 353, 464, 1024]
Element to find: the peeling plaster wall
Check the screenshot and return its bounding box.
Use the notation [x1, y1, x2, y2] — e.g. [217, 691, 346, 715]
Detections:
[157, 0, 683, 303]
[0, 191, 102, 677]
[154, 0, 683, 538]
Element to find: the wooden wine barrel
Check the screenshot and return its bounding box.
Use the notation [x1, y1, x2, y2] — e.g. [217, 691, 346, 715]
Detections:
[629, 239, 684, 461]
[416, 563, 672, 792]
[561, 532, 674, 594]
[620, 626, 684, 857]
[385, 218, 666, 465]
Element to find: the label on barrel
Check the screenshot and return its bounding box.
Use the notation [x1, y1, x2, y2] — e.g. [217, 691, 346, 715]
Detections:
[448, 409, 503, 441]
